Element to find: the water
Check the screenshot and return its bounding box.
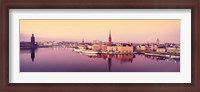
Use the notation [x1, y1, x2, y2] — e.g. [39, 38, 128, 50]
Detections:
[20, 48, 180, 72]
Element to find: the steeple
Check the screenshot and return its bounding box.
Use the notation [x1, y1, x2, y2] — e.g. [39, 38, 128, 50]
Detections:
[108, 30, 112, 46]
[156, 38, 159, 45]
[109, 30, 111, 38]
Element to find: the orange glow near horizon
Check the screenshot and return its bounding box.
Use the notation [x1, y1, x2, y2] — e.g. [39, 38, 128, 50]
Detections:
[20, 20, 180, 43]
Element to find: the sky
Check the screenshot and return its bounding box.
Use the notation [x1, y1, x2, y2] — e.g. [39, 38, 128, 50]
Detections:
[20, 20, 180, 43]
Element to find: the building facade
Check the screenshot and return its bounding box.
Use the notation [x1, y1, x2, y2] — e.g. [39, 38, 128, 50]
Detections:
[156, 47, 166, 53]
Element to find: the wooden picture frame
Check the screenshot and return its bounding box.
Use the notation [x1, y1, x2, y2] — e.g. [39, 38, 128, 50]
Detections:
[0, 0, 199, 91]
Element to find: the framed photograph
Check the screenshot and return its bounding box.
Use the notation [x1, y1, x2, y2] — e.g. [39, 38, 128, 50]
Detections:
[1, 0, 199, 91]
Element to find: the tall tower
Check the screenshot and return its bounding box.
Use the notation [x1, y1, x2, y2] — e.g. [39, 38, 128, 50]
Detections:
[31, 34, 35, 47]
[156, 38, 159, 45]
[108, 30, 112, 46]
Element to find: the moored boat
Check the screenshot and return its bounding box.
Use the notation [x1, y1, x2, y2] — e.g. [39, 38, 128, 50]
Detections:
[82, 50, 100, 54]
[73, 48, 83, 52]
[144, 52, 159, 56]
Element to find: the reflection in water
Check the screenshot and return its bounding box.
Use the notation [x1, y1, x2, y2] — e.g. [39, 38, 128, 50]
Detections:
[21, 48, 37, 62]
[108, 55, 112, 72]
[80, 53, 180, 71]
[82, 53, 136, 72]
[31, 48, 35, 62]
[145, 55, 157, 60]
[20, 48, 180, 72]
[116, 54, 135, 63]
[82, 53, 135, 62]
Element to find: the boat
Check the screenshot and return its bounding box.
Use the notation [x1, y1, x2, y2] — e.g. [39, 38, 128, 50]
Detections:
[170, 55, 180, 59]
[82, 50, 100, 54]
[144, 52, 159, 56]
[73, 48, 83, 52]
[133, 52, 137, 54]
[101, 51, 107, 54]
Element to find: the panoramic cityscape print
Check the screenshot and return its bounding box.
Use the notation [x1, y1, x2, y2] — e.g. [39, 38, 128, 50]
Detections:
[20, 20, 180, 72]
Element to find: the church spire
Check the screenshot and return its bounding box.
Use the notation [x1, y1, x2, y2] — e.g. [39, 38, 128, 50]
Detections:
[109, 30, 111, 38]
[156, 38, 159, 45]
[108, 30, 112, 46]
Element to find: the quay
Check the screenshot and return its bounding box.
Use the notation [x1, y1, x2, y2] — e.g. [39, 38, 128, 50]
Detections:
[73, 48, 180, 60]
[144, 52, 180, 59]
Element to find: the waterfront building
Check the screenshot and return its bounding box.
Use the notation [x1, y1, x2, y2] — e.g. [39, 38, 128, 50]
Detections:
[92, 44, 101, 51]
[176, 48, 180, 54]
[116, 44, 133, 53]
[78, 45, 87, 50]
[139, 45, 146, 51]
[112, 46, 118, 51]
[147, 44, 158, 51]
[156, 46, 166, 53]
[149, 45, 154, 51]
[107, 46, 114, 52]
[166, 47, 180, 54]
[20, 42, 32, 48]
[136, 45, 140, 50]
[145, 46, 151, 51]
[153, 44, 158, 51]
[20, 34, 38, 49]
[101, 44, 107, 51]
[132, 45, 137, 51]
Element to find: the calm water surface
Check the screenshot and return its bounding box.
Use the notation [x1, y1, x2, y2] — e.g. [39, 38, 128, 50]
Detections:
[20, 48, 180, 72]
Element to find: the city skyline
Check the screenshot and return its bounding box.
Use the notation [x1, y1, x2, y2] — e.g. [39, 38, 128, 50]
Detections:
[20, 20, 180, 43]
